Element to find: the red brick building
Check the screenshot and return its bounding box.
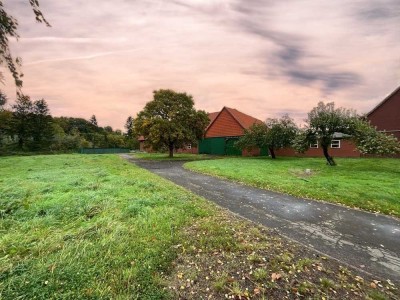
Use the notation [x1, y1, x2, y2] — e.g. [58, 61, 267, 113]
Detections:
[275, 139, 361, 158]
[277, 85, 400, 158]
[367, 85, 400, 140]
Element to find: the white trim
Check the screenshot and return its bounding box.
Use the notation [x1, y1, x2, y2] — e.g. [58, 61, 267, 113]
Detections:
[331, 139, 341, 149]
[310, 141, 318, 148]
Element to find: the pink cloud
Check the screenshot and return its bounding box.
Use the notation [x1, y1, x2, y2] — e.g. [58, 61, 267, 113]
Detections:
[3, 0, 399, 129]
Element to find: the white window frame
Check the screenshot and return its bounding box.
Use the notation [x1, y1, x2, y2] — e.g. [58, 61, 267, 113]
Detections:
[331, 139, 341, 149]
[186, 144, 192, 150]
[310, 141, 318, 148]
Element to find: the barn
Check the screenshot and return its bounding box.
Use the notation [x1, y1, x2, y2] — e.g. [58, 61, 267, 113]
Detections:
[367, 85, 400, 140]
[198, 107, 267, 156]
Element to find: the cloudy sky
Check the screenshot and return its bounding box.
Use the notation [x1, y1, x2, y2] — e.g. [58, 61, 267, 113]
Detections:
[4, 0, 400, 129]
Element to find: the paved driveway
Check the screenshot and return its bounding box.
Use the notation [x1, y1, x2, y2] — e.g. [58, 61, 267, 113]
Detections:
[121, 155, 400, 283]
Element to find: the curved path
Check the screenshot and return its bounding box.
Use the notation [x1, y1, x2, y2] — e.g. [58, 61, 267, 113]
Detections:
[121, 155, 400, 283]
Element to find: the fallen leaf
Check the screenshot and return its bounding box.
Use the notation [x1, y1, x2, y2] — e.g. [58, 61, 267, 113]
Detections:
[355, 276, 364, 283]
[271, 273, 282, 281]
[370, 282, 377, 289]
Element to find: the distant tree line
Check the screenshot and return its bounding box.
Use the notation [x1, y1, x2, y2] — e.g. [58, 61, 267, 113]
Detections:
[0, 93, 138, 154]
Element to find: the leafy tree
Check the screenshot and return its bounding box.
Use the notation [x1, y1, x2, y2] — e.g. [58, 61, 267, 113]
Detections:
[293, 102, 400, 165]
[10, 95, 54, 150]
[0, 1, 49, 89]
[125, 116, 134, 137]
[236, 115, 298, 159]
[31, 99, 54, 150]
[89, 115, 98, 126]
[351, 118, 400, 156]
[11, 94, 33, 150]
[124, 116, 139, 149]
[134, 89, 209, 158]
[53, 116, 127, 149]
[0, 109, 13, 150]
[104, 126, 113, 133]
[0, 91, 7, 108]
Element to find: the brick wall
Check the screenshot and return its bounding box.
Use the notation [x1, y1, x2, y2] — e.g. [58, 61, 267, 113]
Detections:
[242, 148, 261, 156]
[275, 140, 360, 157]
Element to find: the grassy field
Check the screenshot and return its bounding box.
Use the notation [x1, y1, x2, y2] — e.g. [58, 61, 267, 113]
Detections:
[0, 154, 397, 299]
[185, 157, 400, 217]
[0, 154, 211, 299]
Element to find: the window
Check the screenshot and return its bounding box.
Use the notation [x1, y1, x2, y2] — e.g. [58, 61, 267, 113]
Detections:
[186, 144, 192, 150]
[310, 141, 318, 148]
[331, 139, 341, 148]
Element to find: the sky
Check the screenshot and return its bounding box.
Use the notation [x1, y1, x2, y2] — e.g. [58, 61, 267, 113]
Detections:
[3, 0, 400, 129]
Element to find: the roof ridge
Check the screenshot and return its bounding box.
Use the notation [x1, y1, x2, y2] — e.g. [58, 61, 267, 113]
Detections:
[367, 85, 400, 116]
[226, 107, 263, 124]
[224, 107, 247, 129]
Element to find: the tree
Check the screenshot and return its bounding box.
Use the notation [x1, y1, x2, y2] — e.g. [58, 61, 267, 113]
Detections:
[236, 115, 298, 159]
[0, 91, 7, 108]
[11, 94, 33, 150]
[10, 95, 55, 151]
[293, 102, 400, 165]
[125, 116, 134, 137]
[351, 118, 400, 156]
[0, 1, 49, 89]
[134, 89, 209, 158]
[0, 109, 13, 150]
[89, 115, 98, 126]
[124, 116, 139, 149]
[31, 99, 54, 150]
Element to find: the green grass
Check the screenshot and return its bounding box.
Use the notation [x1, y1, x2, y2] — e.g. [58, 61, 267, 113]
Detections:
[1, 154, 398, 299]
[133, 152, 215, 161]
[184, 157, 400, 217]
[0, 154, 210, 299]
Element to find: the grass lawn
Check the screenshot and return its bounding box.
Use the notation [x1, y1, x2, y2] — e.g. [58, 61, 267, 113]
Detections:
[134, 152, 214, 161]
[0, 154, 397, 299]
[184, 157, 400, 217]
[0, 154, 210, 299]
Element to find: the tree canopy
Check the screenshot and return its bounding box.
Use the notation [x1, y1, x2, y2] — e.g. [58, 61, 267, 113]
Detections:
[236, 115, 298, 159]
[0, 1, 50, 89]
[134, 89, 209, 157]
[89, 115, 98, 127]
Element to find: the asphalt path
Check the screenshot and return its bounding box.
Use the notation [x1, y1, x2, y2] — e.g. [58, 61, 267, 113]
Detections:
[121, 155, 400, 283]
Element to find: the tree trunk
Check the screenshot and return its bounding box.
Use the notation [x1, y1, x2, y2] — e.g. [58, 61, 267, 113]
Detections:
[168, 143, 174, 158]
[269, 147, 276, 159]
[322, 144, 336, 166]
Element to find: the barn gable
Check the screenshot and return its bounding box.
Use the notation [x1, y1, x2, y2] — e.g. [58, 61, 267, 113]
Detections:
[205, 107, 263, 138]
[367, 85, 400, 139]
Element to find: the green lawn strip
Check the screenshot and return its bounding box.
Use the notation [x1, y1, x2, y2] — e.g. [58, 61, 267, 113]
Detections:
[133, 153, 216, 161]
[0, 154, 210, 299]
[184, 157, 400, 217]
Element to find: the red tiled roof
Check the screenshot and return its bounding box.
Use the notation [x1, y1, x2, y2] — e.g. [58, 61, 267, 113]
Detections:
[224, 107, 263, 129]
[208, 112, 219, 124]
